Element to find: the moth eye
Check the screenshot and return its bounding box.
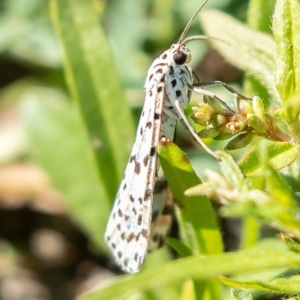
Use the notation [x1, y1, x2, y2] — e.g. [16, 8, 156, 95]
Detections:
[173, 51, 191, 65]
[173, 51, 187, 65]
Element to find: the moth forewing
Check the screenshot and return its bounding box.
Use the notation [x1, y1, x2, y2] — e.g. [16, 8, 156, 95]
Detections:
[104, 79, 165, 273]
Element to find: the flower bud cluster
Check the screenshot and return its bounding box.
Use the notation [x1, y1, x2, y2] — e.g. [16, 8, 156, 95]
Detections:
[191, 95, 269, 150]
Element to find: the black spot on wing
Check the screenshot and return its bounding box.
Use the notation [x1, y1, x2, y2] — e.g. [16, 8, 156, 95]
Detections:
[134, 161, 141, 175]
[141, 229, 148, 238]
[150, 146, 156, 156]
[154, 113, 160, 120]
[153, 62, 166, 68]
[138, 214, 142, 225]
[176, 90, 182, 97]
[123, 258, 129, 267]
[143, 154, 149, 167]
[127, 233, 135, 242]
[144, 188, 152, 201]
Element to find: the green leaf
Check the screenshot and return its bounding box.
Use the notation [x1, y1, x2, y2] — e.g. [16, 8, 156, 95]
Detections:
[222, 197, 300, 238]
[281, 91, 300, 143]
[284, 236, 300, 254]
[239, 141, 299, 176]
[20, 88, 110, 250]
[221, 275, 300, 295]
[225, 132, 255, 151]
[247, 0, 274, 34]
[217, 151, 245, 190]
[284, 92, 300, 123]
[263, 164, 297, 208]
[231, 288, 253, 300]
[200, 10, 280, 105]
[158, 140, 223, 300]
[167, 237, 193, 257]
[50, 0, 135, 201]
[273, 0, 300, 101]
[79, 250, 300, 300]
[158, 140, 223, 256]
[0, 0, 41, 53]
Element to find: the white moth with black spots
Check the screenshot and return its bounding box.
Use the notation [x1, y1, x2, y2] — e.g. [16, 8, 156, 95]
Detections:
[105, 0, 219, 273]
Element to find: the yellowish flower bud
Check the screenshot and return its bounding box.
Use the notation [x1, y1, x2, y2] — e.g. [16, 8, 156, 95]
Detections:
[247, 113, 268, 134]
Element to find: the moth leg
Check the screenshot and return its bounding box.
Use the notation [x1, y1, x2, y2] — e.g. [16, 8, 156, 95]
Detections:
[174, 100, 219, 160]
[188, 84, 236, 115]
[193, 81, 251, 100]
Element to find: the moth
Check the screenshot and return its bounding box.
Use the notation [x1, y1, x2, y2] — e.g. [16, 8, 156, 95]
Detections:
[104, 0, 237, 273]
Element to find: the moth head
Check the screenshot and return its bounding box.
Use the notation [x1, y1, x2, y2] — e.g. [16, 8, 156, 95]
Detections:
[173, 45, 191, 65]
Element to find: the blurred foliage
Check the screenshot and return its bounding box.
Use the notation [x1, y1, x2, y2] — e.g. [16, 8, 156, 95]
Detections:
[1, 0, 300, 299]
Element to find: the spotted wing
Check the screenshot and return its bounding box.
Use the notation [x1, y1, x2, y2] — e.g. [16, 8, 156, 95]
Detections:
[104, 83, 165, 273]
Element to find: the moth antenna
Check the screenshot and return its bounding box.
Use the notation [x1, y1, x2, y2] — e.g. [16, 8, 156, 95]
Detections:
[179, 35, 233, 47]
[178, 0, 210, 44]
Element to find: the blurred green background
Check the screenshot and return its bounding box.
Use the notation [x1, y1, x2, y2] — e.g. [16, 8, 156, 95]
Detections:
[0, 0, 269, 299]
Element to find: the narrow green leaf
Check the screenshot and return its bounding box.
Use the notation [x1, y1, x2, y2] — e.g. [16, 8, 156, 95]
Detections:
[240, 217, 260, 250]
[180, 279, 195, 300]
[158, 140, 223, 256]
[158, 141, 223, 300]
[79, 250, 300, 300]
[200, 10, 280, 105]
[225, 132, 255, 151]
[50, 0, 135, 201]
[239, 141, 299, 176]
[221, 275, 300, 295]
[20, 88, 110, 249]
[273, 0, 300, 100]
[167, 237, 193, 257]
